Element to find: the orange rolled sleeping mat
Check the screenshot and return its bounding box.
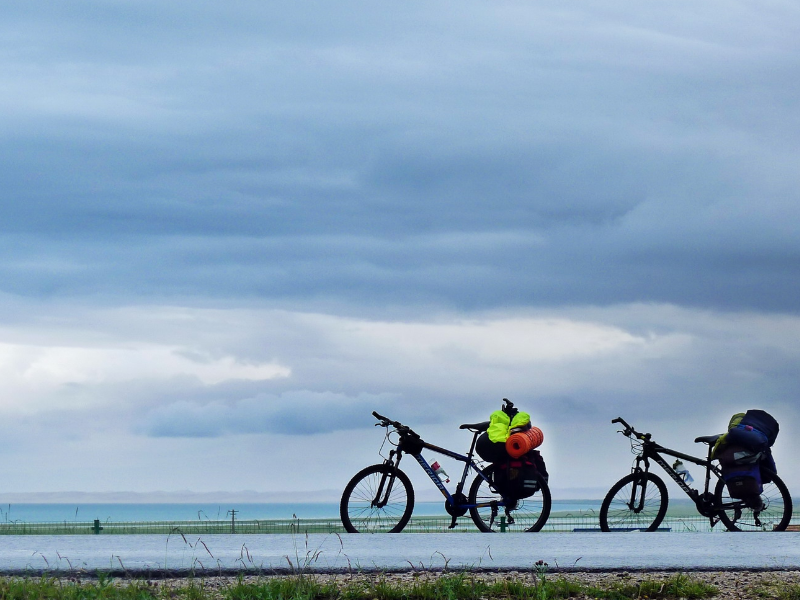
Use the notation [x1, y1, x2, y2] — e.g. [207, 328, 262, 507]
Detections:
[505, 427, 544, 458]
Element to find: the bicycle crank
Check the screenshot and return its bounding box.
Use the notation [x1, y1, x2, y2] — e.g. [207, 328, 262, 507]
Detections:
[445, 493, 468, 517]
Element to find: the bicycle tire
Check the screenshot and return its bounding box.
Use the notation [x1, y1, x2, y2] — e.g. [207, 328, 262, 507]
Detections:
[468, 464, 551, 532]
[340, 464, 414, 533]
[714, 472, 793, 531]
[600, 472, 668, 532]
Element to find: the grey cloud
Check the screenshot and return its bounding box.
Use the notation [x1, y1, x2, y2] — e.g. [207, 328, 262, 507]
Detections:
[2, 3, 800, 307]
[138, 391, 401, 438]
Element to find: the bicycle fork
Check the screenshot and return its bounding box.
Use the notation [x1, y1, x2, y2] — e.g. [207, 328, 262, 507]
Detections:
[372, 453, 401, 509]
[627, 477, 648, 513]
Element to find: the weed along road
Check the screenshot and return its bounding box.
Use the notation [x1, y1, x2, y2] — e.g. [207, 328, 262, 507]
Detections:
[1, 533, 800, 574]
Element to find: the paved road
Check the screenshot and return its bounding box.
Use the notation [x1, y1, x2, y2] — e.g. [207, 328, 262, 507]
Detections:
[1, 533, 798, 575]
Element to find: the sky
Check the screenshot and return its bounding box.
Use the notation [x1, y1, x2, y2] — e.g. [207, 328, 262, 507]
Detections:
[1, 0, 799, 505]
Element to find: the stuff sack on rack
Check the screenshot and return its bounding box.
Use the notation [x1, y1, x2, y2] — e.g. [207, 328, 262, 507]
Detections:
[476, 432, 511, 462]
[725, 409, 779, 452]
[716, 444, 763, 501]
[491, 450, 547, 500]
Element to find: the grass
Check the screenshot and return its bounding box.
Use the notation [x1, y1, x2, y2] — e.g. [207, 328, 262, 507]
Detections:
[582, 573, 718, 599]
[0, 572, 719, 600]
[752, 581, 800, 600]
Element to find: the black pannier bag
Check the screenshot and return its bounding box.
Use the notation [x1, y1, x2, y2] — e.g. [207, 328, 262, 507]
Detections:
[491, 450, 547, 500]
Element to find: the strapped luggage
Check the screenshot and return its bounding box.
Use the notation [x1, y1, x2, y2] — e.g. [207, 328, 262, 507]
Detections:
[725, 409, 779, 452]
[506, 427, 544, 458]
[714, 409, 778, 504]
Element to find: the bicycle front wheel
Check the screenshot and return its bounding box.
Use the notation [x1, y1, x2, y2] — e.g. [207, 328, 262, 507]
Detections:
[714, 473, 793, 531]
[340, 464, 414, 533]
[600, 472, 668, 532]
[468, 465, 551, 532]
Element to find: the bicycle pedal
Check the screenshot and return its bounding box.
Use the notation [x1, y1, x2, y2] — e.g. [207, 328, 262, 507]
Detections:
[489, 501, 499, 528]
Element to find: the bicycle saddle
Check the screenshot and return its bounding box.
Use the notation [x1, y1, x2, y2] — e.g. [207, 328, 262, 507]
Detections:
[694, 434, 722, 445]
[459, 421, 490, 432]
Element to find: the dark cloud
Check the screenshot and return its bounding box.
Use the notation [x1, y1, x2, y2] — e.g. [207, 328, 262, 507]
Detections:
[138, 391, 400, 437]
[3, 1, 800, 312]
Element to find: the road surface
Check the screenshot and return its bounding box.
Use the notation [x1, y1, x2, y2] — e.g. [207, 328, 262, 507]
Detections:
[1, 533, 797, 575]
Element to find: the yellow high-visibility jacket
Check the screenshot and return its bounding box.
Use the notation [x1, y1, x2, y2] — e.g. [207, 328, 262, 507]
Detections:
[487, 410, 531, 443]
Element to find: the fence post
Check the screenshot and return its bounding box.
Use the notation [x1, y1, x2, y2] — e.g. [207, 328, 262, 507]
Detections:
[92, 519, 103, 534]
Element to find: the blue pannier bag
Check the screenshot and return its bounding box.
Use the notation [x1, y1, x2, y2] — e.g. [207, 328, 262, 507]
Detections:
[716, 444, 763, 503]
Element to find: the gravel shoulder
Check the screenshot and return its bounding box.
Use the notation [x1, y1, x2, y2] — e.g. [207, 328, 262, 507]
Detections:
[54, 569, 800, 599]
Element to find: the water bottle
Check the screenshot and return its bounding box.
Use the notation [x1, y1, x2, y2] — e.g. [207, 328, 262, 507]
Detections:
[673, 459, 694, 484]
[430, 460, 450, 483]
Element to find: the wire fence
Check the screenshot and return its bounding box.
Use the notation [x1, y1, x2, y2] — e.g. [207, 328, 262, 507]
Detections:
[1, 511, 798, 535]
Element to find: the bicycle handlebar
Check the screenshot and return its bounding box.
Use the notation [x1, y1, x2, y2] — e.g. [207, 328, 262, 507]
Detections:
[611, 416, 650, 441]
[372, 411, 419, 438]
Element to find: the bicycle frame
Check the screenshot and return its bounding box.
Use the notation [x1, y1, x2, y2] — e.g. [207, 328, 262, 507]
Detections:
[612, 415, 753, 523]
[384, 430, 495, 510]
[632, 438, 720, 503]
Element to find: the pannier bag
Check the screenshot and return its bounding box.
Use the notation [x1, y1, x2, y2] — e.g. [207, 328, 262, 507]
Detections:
[760, 449, 777, 484]
[506, 427, 544, 458]
[716, 444, 763, 501]
[492, 450, 547, 499]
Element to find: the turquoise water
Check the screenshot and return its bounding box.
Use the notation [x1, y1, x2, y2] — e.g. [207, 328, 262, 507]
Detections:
[0, 500, 601, 523]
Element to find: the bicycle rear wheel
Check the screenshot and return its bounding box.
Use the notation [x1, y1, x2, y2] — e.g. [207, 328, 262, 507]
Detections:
[714, 473, 793, 531]
[468, 465, 551, 532]
[600, 472, 668, 532]
[340, 464, 414, 533]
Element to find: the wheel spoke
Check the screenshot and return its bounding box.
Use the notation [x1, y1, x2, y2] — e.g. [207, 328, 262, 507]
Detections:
[600, 473, 667, 532]
[716, 475, 792, 531]
[468, 467, 550, 532]
[341, 465, 414, 533]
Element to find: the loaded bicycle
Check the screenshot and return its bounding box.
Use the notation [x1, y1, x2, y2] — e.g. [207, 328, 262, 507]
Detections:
[600, 417, 792, 532]
[340, 407, 551, 532]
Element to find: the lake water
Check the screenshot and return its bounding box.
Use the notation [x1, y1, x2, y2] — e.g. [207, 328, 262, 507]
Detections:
[0, 500, 602, 523]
